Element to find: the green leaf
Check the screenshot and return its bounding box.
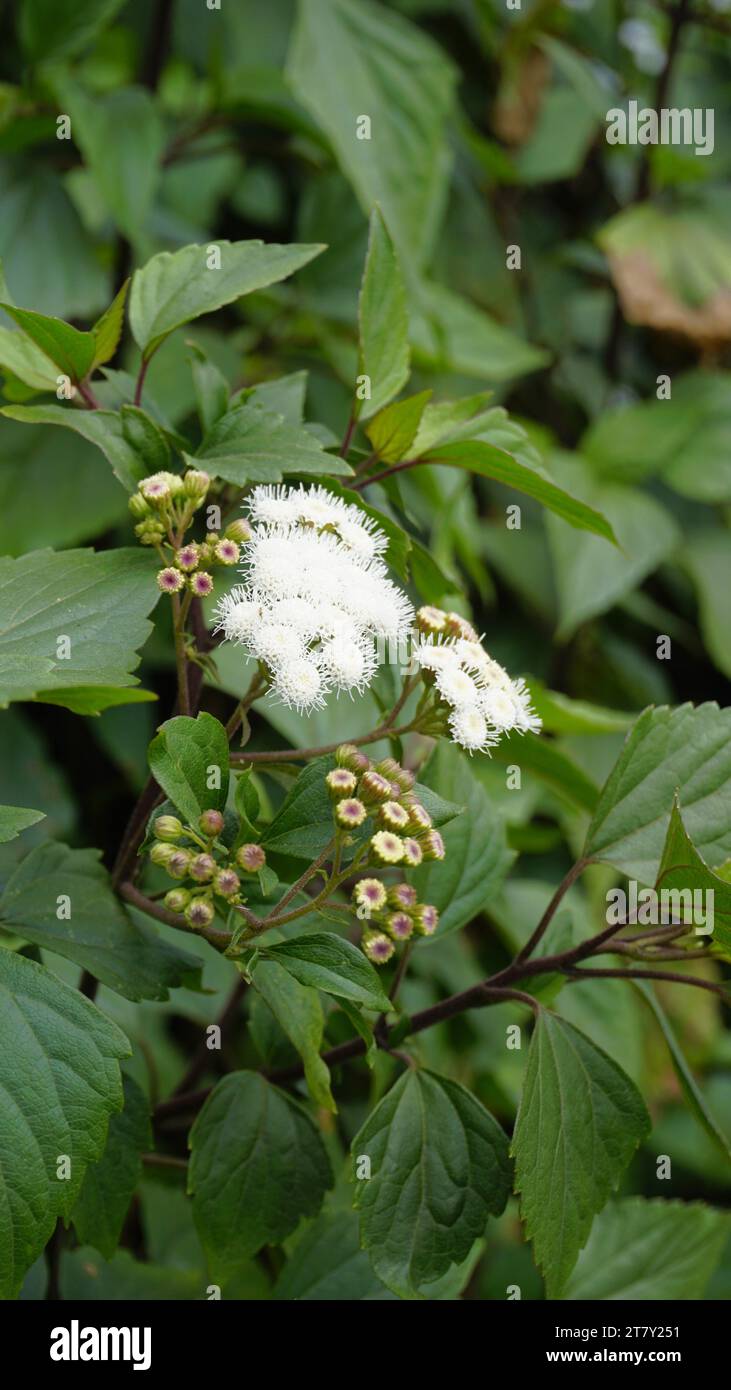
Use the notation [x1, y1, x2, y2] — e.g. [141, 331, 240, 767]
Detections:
[410, 391, 493, 454]
[0, 325, 57, 391]
[35, 686, 157, 716]
[584, 703, 731, 882]
[365, 390, 431, 463]
[188, 1071, 332, 1279]
[129, 239, 325, 358]
[544, 452, 679, 636]
[0, 166, 109, 322]
[19, 0, 126, 63]
[72, 1074, 151, 1260]
[0, 403, 146, 491]
[55, 81, 164, 241]
[0, 950, 129, 1299]
[261, 932, 391, 1012]
[564, 1197, 730, 1301]
[0, 547, 158, 708]
[635, 981, 731, 1160]
[274, 1208, 394, 1300]
[512, 1012, 651, 1297]
[237, 370, 308, 425]
[148, 713, 230, 825]
[352, 1068, 510, 1297]
[424, 439, 616, 542]
[121, 404, 170, 472]
[526, 681, 634, 735]
[0, 804, 45, 842]
[0, 303, 95, 382]
[490, 731, 600, 812]
[355, 207, 410, 421]
[0, 842, 203, 1000]
[683, 530, 731, 680]
[654, 798, 731, 961]
[287, 0, 456, 267]
[410, 742, 513, 936]
[186, 399, 351, 484]
[411, 281, 549, 382]
[252, 958, 335, 1111]
[188, 342, 230, 434]
[90, 279, 129, 371]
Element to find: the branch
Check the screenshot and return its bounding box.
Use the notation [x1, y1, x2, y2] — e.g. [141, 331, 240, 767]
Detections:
[230, 718, 414, 765]
[563, 965, 730, 1000]
[515, 857, 588, 962]
[120, 880, 232, 952]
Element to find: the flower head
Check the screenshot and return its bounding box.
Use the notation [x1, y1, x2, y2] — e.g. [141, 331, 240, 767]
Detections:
[335, 798, 367, 830]
[141, 471, 179, 503]
[186, 897, 214, 929]
[326, 768, 358, 799]
[362, 931, 395, 965]
[215, 539, 240, 565]
[176, 543, 200, 572]
[360, 770, 393, 804]
[389, 883, 418, 910]
[189, 571, 214, 597]
[214, 868, 240, 898]
[420, 830, 445, 861]
[370, 831, 404, 864]
[414, 904, 439, 936]
[387, 911, 414, 941]
[236, 843, 266, 872]
[380, 800, 409, 831]
[189, 853, 216, 883]
[157, 567, 185, 593]
[353, 878, 388, 914]
[199, 809, 224, 837]
[401, 837, 424, 867]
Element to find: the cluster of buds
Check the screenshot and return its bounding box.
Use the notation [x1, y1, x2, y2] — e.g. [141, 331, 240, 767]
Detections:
[352, 878, 440, 965]
[129, 467, 253, 600]
[148, 809, 265, 931]
[326, 744, 445, 966]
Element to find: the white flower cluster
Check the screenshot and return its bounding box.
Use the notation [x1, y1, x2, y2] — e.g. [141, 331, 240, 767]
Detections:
[214, 485, 414, 712]
[413, 608, 541, 754]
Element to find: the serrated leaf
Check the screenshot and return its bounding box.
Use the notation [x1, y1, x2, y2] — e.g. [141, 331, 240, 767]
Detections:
[0, 303, 94, 381]
[252, 958, 335, 1111]
[121, 404, 170, 471]
[512, 1012, 651, 1297]
[564, 1197, 730, 1301]
[90, 279, 129, 371]
[355, 207, 410, 421]
[490, 731, 600, 812]
[654, 797, 731, 960]
[0, 950, 129, 1299]
[410, 742, 513, 936]
[186, 399, 351, 484]
[188, 1071, 332, 1279]
[352, 1068, 510, 1297]
[188, 342, 230, 434]
[129, 239, 324, 358]
[0, 842, 203, 1000]
[273, 1208, 394, 1300]
[35, 685, 157, 716]
[411, 280, 548, 381]
[0, 804, 45, 842]
[148, 712, 230, 825]
[365, 390, 430, 463]
[72, 1074, 151, 1260]
[0, 547, 158, 707]
[261, 932, 391, 1012]
[584, 703, 731, 882]
[0, 403, 146, 491]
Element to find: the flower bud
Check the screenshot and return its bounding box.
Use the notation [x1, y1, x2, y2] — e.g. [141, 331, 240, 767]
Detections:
[374, 757, 401, 780]
[359, 770, 393, 804]
[128, 492, 151, 519]
[236, 843, 266, 872]
[225, 519, 252, 544]
[335, 797, 367, 830]
[362, 931, 395, 965]
[353, 878, 388, 914]
[189, 853, 216, 883]
[168, 849, 192, 878]
[444, 611, 478, 641]
[413, 904, 439, 936]
[164, 888, 191, 913]
[388, 883, 418, 910]
[401, 837, 424, 867]
[175, 542, 200, 572]
[420, 830, 445, 861]
[214, 868, 240, 898]
[326, 768, 357, 799]
[379, 800, 410, 832]
[140, 471, 177, 504]
[416, 605, 447, 635]
[157, 566, 185, 593]
[150, 841, 176, 867]
[154, 814, 183, 842]
[186, 896, 214, 929]
[370, 830, 405, 865]
[214, 539, 239, 565]
[189, 571, 214, 597]
[199, 809, 225, 837]
[335, 743, 367, 772]
[386, 911, 414, 941]
[394, 767, 415, 792]
[183, 468, 210, 501]
[407, 801, 432, 832]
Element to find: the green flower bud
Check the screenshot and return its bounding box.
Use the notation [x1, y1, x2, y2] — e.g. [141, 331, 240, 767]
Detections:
[214, 868, 240, 898]
[168, 849, 192, 879]
[183, 468, 210, 501]
[154, 814, 184, 842]
[128, 492, 151, 519]
[185, 896, 215, 929]
[199, 809, 225, 837]
[150, 841, 176, 867]
[225, 519, 252, 544]
[189, 853, 216, 883]
[235, 843, 266, 872]
[164, 888, 191, 913]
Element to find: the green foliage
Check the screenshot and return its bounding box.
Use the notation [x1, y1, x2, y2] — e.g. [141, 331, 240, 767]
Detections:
[147, 713, 230, 824]
[71, 1074, 152, 1260]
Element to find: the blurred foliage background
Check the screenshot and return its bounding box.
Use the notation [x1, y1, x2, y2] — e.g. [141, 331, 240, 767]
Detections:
[1, 0, 729, 1299]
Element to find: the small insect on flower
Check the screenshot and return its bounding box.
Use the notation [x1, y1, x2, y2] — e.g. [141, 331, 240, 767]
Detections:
[387, 911, 414, 941]
[186, 897, 215, 929]
[236, 843, 266, 872]
[157, 567, 185, 594]
[353, 878, 388, 914]
[414, 904, 439, 936]
[215, 539, 240, 565]
[214, 868, 240, 897]
[189, 853, 216, 882]
[362, 931, 395, 965]
[175, 543, 200, 572]
[154, 815, 183, 842]
[326, 768, 358, 799]
[199, 809, 225, 837]
[389, 883, 418, 910]
[189, 571, 214, 597]
[379, 800, 410, 831]
[335, 798, 367, 830]
[370, 830, 405, 864]
[401, 837, 424, 867]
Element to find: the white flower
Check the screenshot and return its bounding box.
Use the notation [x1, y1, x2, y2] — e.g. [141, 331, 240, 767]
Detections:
[479, 684, 521, 730]
[214, 485, 413, 712]
[448, 706, 497, 754]
[434, 665, 481, 708]
[414, 640, 460, 673]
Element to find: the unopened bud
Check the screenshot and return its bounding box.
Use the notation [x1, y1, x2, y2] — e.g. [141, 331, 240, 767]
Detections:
[175, 543, 200, 572]
[183, 468, 210, 501]
[326, 768, 357, 799]
[335, 743, 369, 774]
[164, 888, 191, 913]
[335, 798, 367, 830]
[236, 843, 266, 873]
[128, 492, 151, 519]
[168, 849, 192, 878]
[154, 814, 183, 841]
[189, 853, 216, 883]
[150, 841, 176, 867]
[199, 809, 225, 837]
[362, 931, 395, 965]
[225, 519, 252, 544]
[186, 896, 214, 929]
[214, 868, 240, 897]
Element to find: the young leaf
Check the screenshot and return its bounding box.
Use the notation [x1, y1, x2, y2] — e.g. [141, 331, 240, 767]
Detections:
[410, 742, 514, 936]
[584, 703, 731, 882]
[121, 404, 170, 471]
[0, 950, 129, 1299]
[0, 304, 95, 381]
[1, 403, 147, 491]
[261, 932, 392, 1012]
[72, 1073, 151, 1260]
[352, 1069, 511, 1297]
[355, 207, 410, 421]
[0, 842, 202, 1000]
[90, 279, 130, 371]
[0, 547, 158, 707]
[252, 958, 335, 1111]
[185, 399, 351, 484]
[0, 326, 58, 392]
[365, 389, 431, 463]
[563, 1197, 730, 1301]
[188, 1071, 332, 1280]
[148, 712, 230, 825]
[129, 240, 325, 359]
[512, 1012, 651, 1297]
[654, 797, 731, 959]
[0, 804, 45, 842]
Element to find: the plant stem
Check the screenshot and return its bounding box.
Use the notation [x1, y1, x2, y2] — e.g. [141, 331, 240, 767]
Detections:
[171, 592, 191, 715]
[515, 857, 588, 962]
[77, 379, 100, 410]
[230, 719, 414, 765]
[120, 880, 232, 951]
[564, 966, 729, 999]
[340, 411, 356, 457]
